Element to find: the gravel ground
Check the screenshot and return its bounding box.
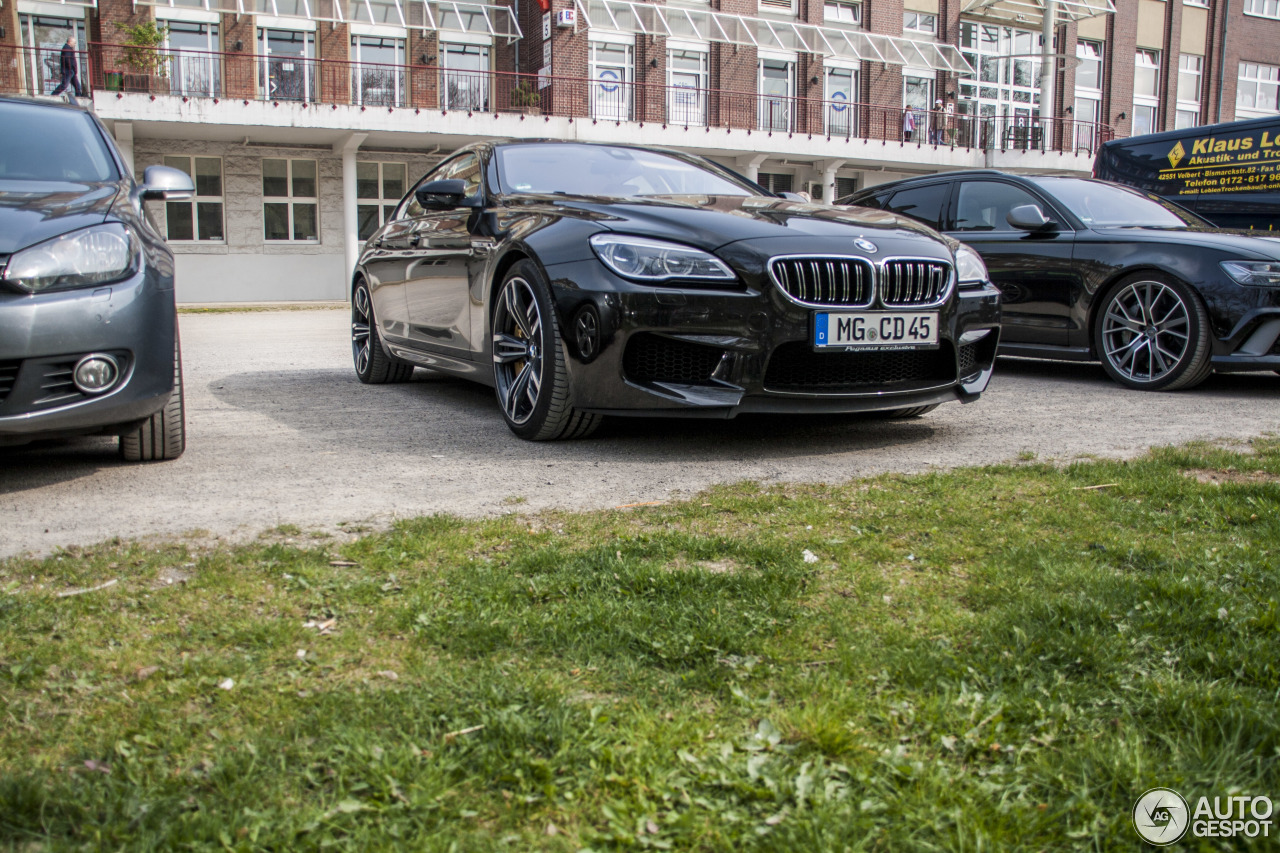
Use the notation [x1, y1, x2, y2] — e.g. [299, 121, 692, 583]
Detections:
[2, 307, 1278, 558]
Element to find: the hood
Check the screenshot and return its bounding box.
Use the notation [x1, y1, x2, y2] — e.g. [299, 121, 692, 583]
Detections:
[1093, 226, 1280, 259]
[0, 180, 122, 256]
[503, 193, 955, 260]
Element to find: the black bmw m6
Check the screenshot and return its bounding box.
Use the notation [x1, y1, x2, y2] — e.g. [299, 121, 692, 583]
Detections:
[350, 141, 1001, 440]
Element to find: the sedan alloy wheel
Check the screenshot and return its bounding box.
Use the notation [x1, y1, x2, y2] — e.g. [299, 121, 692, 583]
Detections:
[1095, 276, 1212, 391]
[351, 281, 413, 384]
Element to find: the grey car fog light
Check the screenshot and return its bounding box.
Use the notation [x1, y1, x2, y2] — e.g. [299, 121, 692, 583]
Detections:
[73, 354, 120, 394]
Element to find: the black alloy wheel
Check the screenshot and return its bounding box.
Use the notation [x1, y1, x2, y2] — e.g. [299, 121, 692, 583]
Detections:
[492, 261, 601, 440]
[352, 280, 413, 384]
[1094, 274, 1212, 391]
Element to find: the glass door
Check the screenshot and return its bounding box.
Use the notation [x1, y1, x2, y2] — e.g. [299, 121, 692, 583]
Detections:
[667, 49, 707, 126]
[259, 28, 315, 102]
[903, 73, 932, 141]
[19, 15, 86, 96]
[759, 59, 793, 133]
[590, 41, 632, 121]
[441, 42, 489, 111]
[166, 21, 219, 98]
[353, 35, 405, 107]
[826, 65, 856, 137]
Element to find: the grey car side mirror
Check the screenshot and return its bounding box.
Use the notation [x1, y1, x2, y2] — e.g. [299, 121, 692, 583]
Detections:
[140, 165, 195, 201]
[1006, 203, 1054, 231]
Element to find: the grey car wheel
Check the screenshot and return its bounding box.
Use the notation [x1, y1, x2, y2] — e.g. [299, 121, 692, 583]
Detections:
[1094, 274, 1212, 391]
[352, 280, 412, 384]
[120, 331, 185, 462]
[492, 261, 600, 440]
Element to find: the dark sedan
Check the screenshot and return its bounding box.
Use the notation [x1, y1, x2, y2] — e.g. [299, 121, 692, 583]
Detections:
[841, 171, 1280, 390]
[0, 96, 193, 459]
[350, 141, 1001, 440]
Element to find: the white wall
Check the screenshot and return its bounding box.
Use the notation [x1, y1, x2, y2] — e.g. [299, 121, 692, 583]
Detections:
[174, 253, 348, 302]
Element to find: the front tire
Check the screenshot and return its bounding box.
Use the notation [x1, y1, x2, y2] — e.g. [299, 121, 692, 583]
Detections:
[1093, 274, 1212, 391]
[492, 261, 601, 440]
[352, 280, 413, 384]
[120, 332, 185, 462]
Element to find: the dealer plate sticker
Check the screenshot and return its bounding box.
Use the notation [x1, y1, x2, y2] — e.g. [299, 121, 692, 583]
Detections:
[814, 311, 939, 350]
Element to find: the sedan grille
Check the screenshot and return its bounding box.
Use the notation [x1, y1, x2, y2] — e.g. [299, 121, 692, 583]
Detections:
[0, 360, 19, 403]
[881, 260, 951, 307]
[33, 359, 83, 408]
[623, 334, 725, 384]
[764, 342, 955, 393]
[770, 257, 873, 307]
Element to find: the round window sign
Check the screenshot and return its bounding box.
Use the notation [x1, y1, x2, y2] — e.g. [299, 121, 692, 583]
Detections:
[831, 90, 848, 113]
[598, 69, 620, 93]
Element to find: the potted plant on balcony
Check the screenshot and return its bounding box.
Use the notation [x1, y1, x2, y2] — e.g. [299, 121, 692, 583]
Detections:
[114, 20, 170, 93]
[510, 80, 540, 115]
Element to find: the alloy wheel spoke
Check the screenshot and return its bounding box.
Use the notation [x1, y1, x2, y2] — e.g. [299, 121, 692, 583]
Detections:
[355, 287, 370, 320]
[505, 363, 532, 419]
[493, 333, 530, 364]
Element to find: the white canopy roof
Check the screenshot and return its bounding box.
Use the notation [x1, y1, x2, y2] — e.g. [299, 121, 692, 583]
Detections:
[575, 0, 974, 74]
[960, 0, 1114, 25]
[136, 0, 521, 39]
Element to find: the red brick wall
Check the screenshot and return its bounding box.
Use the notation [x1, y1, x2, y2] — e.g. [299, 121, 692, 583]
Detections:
[221, 14, 258, 100]
[318, 14, 350, 104]
[1206, 0, 1280, 122]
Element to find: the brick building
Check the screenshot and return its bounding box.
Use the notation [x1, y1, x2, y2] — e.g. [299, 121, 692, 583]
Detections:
[2, 0, 1277, 301]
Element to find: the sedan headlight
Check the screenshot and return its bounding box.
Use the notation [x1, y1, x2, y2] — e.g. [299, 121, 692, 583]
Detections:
[1220, 260, 1280, 287]
[954, 243, 989, 288]
[3, 224, 139, 294]
[590, 234, 735, 283]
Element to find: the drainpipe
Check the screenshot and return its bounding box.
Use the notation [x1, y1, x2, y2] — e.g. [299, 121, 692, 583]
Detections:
[1215, 0, 1230, 122]
[1039, 0, 1056, 143]
[335, 132, 368, 294]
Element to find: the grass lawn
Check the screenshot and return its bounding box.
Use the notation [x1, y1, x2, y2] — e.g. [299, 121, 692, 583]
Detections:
[2, 441, 1277, 851]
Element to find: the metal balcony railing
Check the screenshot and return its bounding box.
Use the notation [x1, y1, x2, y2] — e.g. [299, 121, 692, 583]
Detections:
[0, 43, 1117, 156]
[0, 44, 91, 98]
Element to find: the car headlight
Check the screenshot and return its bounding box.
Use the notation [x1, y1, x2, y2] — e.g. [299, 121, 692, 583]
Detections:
[3, 224, 139, 294]
[954, 243, 989, 288]
[1220, 260, 1280, 287]
[590, 234, 735, 283]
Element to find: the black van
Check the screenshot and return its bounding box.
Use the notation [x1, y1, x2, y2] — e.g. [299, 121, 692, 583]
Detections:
[1093, 116, 1280, 231]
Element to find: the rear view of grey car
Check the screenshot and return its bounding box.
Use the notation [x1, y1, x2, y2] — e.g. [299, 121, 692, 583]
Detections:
[0, 96, 194, 460]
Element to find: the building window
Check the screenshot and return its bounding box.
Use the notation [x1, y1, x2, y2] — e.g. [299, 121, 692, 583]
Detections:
[759, 58, 795, 132]
[668, 48, 708, 126]
[959, 22, 1041, 125]
[1244, 0, 1280, 18]
[903, 12, 937, 36]
[757, 172, 794, 193]
[823, 1, 862, 25]
[1237, 62, 1280, 116]
[1075, 39, 1102, 92]
[1184, 0, 1208, 6]
[826, 64, 859, 137]
[1133, 49, 1160, 135]
[165, 21, 219, 98]
[441, 42, 490, 111]
[352, 36, 406, 107]
[163, 156, 224, 242]
[357, 162, 408, 240]
[590, 40, 633, 122]
[18, 14, 86, 96]
[263, 158, 319, 242]
[759, 0, 798, 14]
[259, 28, 316, 102]
[1176, 54, 1202, 129]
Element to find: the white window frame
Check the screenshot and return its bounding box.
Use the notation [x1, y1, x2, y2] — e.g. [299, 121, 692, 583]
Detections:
[1133, 49, 1160, 135]
[758, 54, 796, 133]
[823, 1, 862, 26]
[1237, 61, 1280, 117]
[162, 155, 225, 243]
[902, 11, 937, 36]
[758, 0, 798, 17]
[262, 158, 320, 243]
[1176, 53, 1202, 129]
[958, 21, 1043, 122]
[357, 161, 408, 241]
[1183, 0, 1208, 6]
[825, 60, 859, 137]
[667, 44, 709, 127]
[589, 38, 634, 121]
[1244, 0, 1280, 19]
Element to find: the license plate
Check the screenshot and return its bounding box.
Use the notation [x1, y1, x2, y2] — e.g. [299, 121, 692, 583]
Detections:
[814, 311, 939, 350]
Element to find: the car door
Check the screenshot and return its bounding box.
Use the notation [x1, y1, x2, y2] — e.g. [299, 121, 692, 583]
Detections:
[361, 215, 418, 344]
[402, 153, 484, 355]
[944, 179, 1079, 349]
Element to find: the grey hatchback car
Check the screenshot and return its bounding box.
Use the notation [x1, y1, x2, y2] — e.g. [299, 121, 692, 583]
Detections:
[0, 96, 194, 460]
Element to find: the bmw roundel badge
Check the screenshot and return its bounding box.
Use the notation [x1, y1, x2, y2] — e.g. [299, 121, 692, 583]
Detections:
[854, 237, 878, 254]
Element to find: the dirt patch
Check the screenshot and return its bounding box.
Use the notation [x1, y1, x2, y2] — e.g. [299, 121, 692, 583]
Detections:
[1183, 468, 1280, 486]
[693, 559, 740, 574]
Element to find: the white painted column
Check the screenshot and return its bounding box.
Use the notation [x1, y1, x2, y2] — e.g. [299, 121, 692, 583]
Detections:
[113, 122, 135, 179]
[335, 132, 369, 293]
[738, 153, 770, 185]
[1038, 0, 1056, 137]
[817, 159, 846, 205]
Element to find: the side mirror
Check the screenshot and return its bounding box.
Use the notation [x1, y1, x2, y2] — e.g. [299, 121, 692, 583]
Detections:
[415, 179, 477, 210]
[1006, 203, 1055, 231]
[140, 165, 195, 201]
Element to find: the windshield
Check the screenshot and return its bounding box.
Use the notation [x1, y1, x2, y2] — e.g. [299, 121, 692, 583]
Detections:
[495, 144, 758, 199]
[1033, 178, 1210, 229]
[0, 102, 118, 183]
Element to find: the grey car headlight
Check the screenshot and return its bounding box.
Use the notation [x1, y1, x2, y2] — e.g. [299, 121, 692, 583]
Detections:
[4, 223, 139, 294]
[954, 244, 989, 288]
[1220, 260, 1280, 287]
[590, 234, 735, 282]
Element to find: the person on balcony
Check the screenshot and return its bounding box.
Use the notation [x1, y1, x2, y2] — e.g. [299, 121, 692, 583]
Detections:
[902, 106, 915, 142]
[50, 37, 84, 102]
